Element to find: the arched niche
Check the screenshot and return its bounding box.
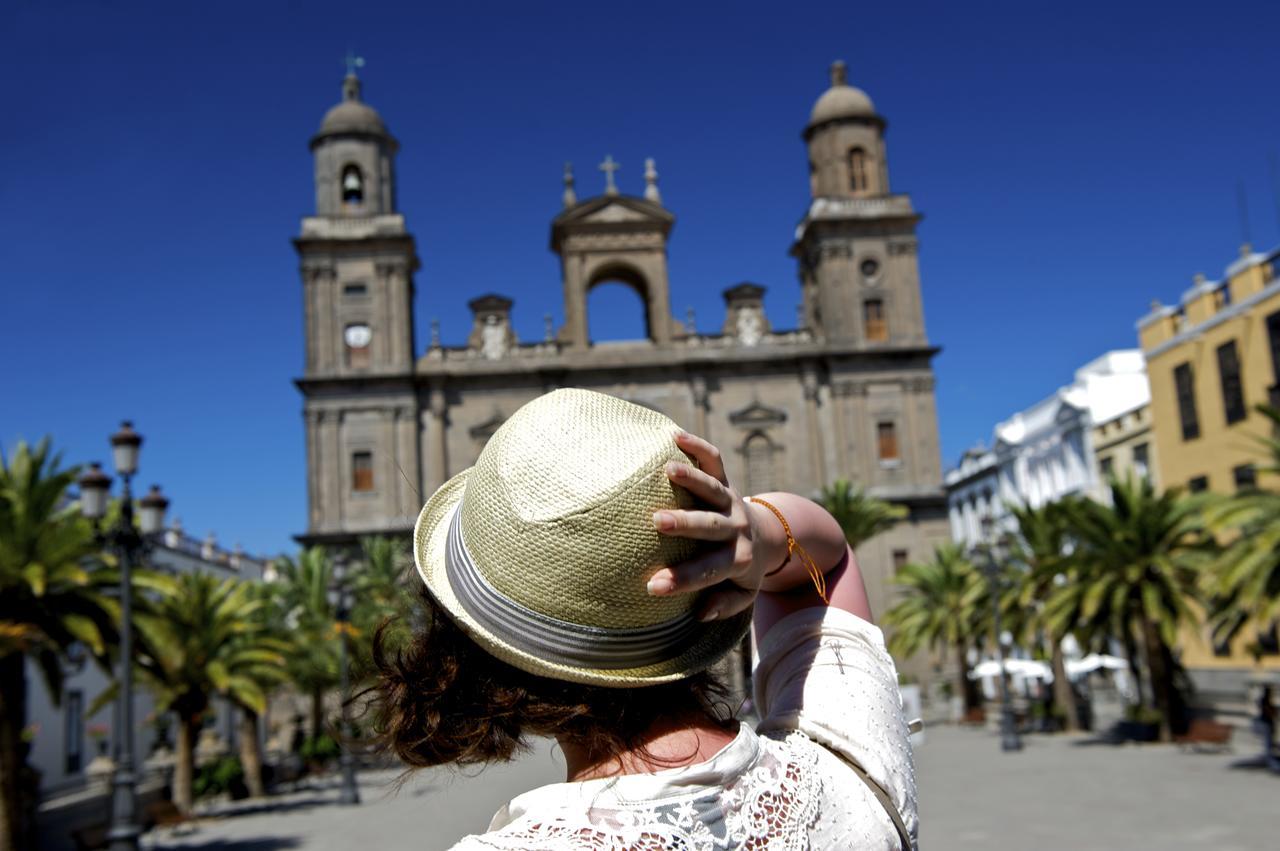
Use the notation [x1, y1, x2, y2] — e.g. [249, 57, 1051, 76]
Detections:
[585, 261, 654, 343]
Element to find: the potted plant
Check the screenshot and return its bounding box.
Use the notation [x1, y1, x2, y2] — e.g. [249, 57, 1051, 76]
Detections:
[1118, 704, 1162, 742]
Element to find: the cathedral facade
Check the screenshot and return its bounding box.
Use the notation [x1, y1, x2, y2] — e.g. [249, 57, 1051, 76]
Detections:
[295, 62, 949, 617]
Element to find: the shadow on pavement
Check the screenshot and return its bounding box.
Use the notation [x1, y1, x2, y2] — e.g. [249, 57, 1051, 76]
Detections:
[1225, 754, 1280, 773]
[148, 839, 302, 851]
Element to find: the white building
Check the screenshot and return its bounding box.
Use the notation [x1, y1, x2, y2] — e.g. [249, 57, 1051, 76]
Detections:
[26, 523, 267, 797]
[946, 350, 1150, 548]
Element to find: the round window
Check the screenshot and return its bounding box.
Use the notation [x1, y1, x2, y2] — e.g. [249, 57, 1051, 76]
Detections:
[860, 258, 881, 279]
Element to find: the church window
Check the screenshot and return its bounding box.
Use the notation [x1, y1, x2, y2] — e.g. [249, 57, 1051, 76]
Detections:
[1216, 340, 1246, 425]
[864, 299, 888, 342]
[352, 451, 374, 492]
[343, 283, 368, 297]
[892, 549, 909, 571]
[743, 433, 776, 495]
[1173, 362, 1199, 440]
[877, 421, 900, 463]
[344, 323, 372, 370]
[848, 147, 869, 192]
[860, 258, 880, 279]
[1265, 310, 1280, 384]
[341, 164, 365, 205]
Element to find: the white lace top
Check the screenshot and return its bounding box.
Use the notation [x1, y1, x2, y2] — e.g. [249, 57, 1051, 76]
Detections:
[450, 607, 918, 850]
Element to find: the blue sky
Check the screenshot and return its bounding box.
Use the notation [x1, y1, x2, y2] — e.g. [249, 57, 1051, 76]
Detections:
[4, 0, 1279, 556]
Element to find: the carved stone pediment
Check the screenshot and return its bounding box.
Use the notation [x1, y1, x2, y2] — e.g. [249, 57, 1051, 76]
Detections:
[729, 401, 788, 429]
[551, 195, 674, 253]
[582, 203, 648, 224]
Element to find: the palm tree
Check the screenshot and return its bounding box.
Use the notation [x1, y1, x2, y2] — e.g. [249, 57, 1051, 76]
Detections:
[819, 480, 907, 549]
[883, 543, 987, 713]
[1009, 499, 1081, 731]
[1059, 476, 1212, 741]
[0, 439, 122, 851]
[350, 535, 414, 666]
[231, 580, 291, 798]
[1203, 405, 1280, 649]
[130, 573, 285, 813]
[271, 548, 340, 739]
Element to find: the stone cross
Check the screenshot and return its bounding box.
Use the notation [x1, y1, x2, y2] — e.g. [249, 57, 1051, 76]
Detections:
[599, 155, 620, 196]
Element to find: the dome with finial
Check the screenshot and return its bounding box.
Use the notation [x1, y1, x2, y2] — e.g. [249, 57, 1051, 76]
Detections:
[808, 60, 877, 126]
[316, 73, 389, 139]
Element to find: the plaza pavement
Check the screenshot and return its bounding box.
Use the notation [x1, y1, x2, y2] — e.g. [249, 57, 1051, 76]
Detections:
[142, 725, 1277, 851]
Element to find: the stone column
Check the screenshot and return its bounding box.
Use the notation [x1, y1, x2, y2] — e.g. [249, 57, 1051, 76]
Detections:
[381, 408, 397, 527]
[801, 367, 826, 491]
[428, 382, 449, 492]
[394, 405, 419, 520]
[690, 375, 710, 440]
[831, 382, 851, 479]
[304, 410, 321, 530]
[321, 410, 343, 530]
[848, 382, 872, 483]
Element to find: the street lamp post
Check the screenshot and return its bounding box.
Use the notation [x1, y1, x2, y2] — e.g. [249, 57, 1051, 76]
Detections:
[979, 517, 1023, 753]
[77, 422, 169, 851]
[331, 553, 361, 805]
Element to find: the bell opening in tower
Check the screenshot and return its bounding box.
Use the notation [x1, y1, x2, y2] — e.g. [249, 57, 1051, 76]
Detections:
[342, 164, 365, 206]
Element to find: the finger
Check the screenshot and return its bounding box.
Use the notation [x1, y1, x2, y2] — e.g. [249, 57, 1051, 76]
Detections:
[665, 461, 732, 510]
[653, 509, 739, 541]
[674, 431, 727, 484]
[698, 585, 757, 622]
[648, 545, 737, 596]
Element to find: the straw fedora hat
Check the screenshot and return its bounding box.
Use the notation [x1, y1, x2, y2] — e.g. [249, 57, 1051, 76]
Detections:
[413, 388, 751, 687]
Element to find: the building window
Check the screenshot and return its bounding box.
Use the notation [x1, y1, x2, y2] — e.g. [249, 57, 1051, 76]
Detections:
[1173, 362, 1199, 440]
[344, 323, 372, 370]
[352, 451, 374, 492]
[1216, 340, 1246, 425]
[1265, 309, 1280, 385]
[892, 549, 909, 571]
[1233, 463, 1257, 492]
[864, 299, 888, 342]
[342, 282, 368, 297]
[341, 164, 364, 205]
[65, 690, 83, 774]
[848, 147, 869, 192]
[1187, 475, 1208, 493]
[1099, 456, 1114, 479]
[877, 421, 900, 463]
[743, 433, 776, 495]
[1132, 442, 1150, 480]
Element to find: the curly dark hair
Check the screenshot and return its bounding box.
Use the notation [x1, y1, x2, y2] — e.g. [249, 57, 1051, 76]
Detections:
[363, 586, 736, 773]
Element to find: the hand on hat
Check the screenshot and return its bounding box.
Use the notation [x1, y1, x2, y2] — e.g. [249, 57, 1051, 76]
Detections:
[646, 431, 784, 621]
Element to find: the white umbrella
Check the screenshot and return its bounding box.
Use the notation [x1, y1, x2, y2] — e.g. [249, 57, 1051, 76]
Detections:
[1066, 653, 1128, 678]
[970, 659, 1053, 680]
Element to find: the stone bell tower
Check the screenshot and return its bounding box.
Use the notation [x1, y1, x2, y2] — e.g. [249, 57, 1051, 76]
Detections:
[296, 67, 422, 542]
[793, 61, 929, 349]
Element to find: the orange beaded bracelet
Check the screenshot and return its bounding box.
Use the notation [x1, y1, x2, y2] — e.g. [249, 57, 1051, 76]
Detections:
[747, 496, 829, 604]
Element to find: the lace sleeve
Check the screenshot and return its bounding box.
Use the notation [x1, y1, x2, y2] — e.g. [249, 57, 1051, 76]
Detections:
[752, 606, 917, 841]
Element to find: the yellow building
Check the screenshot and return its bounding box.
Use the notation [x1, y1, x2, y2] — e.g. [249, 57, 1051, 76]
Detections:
[1137, 243, 1280, 692]
[1091, 401, 1158, 490]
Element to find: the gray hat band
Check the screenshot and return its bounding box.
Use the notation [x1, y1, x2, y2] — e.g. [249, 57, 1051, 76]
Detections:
[444, 505, 698, 670]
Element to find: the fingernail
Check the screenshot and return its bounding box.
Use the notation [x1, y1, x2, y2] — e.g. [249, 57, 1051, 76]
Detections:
[653, 511, 674, 531]
[647, 574, 674, 595]
[699, 609, 719, 622]
[666, 462, 685, 478]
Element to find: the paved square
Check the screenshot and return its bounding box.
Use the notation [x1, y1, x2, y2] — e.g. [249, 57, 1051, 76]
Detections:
[141, 727, 1277, 850]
